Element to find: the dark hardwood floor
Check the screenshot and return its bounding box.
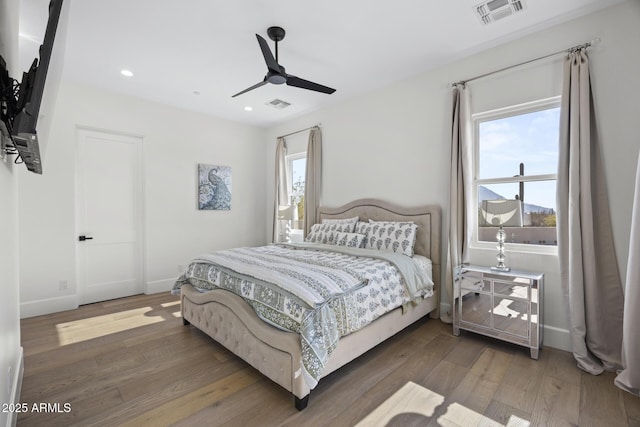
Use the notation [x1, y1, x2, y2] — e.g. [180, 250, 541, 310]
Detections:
[17, 292, 640, 426]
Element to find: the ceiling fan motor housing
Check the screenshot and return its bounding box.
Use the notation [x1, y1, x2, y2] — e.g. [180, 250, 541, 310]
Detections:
[267, 26, 286, 42]
[267, 66, 287, 84]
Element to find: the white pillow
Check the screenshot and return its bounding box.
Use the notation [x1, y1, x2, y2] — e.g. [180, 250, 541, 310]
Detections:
[333, 232, 366, 248]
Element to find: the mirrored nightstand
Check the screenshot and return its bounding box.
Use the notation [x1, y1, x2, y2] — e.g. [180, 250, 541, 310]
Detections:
[453, 264, 543, 359]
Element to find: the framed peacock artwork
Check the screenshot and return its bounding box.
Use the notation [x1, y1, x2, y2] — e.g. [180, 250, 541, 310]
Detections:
[198, 164, 232, 210]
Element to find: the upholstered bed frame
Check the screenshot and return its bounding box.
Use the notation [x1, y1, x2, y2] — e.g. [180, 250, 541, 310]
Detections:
[180, 198, 441, 409]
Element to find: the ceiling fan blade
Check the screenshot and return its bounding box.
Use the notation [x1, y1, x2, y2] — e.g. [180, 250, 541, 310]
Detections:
[232, 79, 267, 98]
[256, 34, 281, 74]
[286, 75, 336, 94]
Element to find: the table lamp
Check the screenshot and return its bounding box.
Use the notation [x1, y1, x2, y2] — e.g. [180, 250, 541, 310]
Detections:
[278, 205, 297, 242]
[480, 199, 523, 272]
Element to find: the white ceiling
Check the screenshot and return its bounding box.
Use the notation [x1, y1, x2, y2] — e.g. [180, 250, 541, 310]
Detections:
[19, 0, 624, 128]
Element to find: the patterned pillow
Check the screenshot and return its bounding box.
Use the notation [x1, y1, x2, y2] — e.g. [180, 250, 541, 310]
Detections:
[333, 232, 366, 248]
[321, 216, 359, 232]
[354, 221, 373, 247]
[364, 221, 418, 257]
[305, 222, 355, 244]
[368, 219, 416, 225]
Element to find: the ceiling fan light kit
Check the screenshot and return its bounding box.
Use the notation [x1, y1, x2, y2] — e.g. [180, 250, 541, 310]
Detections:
[232, 26, 336, 98]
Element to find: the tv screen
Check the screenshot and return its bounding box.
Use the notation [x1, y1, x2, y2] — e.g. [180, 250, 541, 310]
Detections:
[7, 0, 63, 174]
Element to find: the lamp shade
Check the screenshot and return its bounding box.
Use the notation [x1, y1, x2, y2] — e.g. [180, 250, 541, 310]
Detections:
[278, 205, 297, 221]
[479, 199, 523, 227]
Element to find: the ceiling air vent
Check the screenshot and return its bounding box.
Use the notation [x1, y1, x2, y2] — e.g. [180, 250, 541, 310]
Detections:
[265, 99, 291, 109]
[474, 0, 526, 25]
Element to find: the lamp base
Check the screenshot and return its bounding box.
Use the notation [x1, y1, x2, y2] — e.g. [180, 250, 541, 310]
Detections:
[491, 266, 511, 272]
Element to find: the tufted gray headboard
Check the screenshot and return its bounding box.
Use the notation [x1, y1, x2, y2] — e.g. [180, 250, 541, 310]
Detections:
[318, 198, 441, 291]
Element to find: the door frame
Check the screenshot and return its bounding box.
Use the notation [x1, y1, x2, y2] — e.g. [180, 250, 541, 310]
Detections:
[74, 125, 146, 304]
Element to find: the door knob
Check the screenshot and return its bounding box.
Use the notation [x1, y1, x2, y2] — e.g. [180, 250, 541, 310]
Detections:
[78, 235, 94, 241]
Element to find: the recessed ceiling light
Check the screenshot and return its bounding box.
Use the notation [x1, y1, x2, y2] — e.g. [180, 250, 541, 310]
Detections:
[244, 106, 253, 111]
[120, 69, 134, 77]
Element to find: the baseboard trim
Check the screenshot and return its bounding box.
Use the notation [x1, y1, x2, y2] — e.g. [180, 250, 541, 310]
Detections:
[146, 278, 177, 294]
[19, 279, 179, 318]
[543, 324, 571, 352]
[20, 295, 78, 319]
[6, 347, 24, 427]
[439, 302, 452, 322]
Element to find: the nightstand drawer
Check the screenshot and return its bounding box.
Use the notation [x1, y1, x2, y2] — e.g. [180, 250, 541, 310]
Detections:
[460, 293, 492, 329]
[493, 280, 529, 299]
[459, 277, 489, 293]
[493, 296, 529, 338]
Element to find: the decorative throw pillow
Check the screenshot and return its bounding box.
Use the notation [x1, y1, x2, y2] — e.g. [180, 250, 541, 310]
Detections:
[333, 232, 366, 248]
[364, 221, 418, 257]
[368, 219, 416, 225]
[354, 221, 372, 247]
[321, 216, 359, 233]
[305, 222, 356, 244]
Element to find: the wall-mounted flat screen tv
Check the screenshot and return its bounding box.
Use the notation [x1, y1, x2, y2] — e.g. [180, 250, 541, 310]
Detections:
[0, 0, 63, 174]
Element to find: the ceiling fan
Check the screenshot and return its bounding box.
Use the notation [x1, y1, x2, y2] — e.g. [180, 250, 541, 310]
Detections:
[232, 26, 336, 98]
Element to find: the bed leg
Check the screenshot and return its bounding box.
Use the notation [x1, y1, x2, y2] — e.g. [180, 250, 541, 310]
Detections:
[182, 317, 190, 326]
[295, 395, 309, 411]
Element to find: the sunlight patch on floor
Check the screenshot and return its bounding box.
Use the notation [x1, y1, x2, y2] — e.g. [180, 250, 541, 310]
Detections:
[55, 306, 166, 345]
[355, 381, 443, 426]
[439, 402, 530, 427]
[161, 300, 180, 308]
[355, 381, 531, 427]
[161, 300, 182, 317]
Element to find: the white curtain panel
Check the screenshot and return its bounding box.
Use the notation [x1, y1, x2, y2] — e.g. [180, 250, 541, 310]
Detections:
[304, 127, 322, 237]
[615, 150, 640, 396]
[556, 49, 624, 375]
[272, 137, 289, 243]
[444, 84, 473, 323]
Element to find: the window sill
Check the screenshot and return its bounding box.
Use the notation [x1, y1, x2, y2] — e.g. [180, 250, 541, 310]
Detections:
[470, 240, 558, 256]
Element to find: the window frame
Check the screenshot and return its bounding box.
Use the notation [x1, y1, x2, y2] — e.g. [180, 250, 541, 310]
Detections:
[286, 152, 306, 229]
[471, 96, 560, 255]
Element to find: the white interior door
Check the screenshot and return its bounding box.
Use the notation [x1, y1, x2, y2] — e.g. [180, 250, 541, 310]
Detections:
[76, 128, 143, 304]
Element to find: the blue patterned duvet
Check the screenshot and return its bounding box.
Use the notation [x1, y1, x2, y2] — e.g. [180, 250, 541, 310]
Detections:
[172, 243, 433, 389]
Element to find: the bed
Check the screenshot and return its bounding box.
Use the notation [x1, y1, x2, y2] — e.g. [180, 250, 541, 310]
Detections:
[176, 198, 441, 410]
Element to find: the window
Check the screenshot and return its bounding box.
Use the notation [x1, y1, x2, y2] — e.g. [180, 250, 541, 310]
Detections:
[473, 97, 560, 248]
[287, 153, 306, 229]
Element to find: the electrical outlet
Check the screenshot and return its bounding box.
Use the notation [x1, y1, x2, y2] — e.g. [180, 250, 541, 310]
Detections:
[59, 280, 68, 290]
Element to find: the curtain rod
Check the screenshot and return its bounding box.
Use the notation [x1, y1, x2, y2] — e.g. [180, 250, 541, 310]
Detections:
[278, 124, 321, 139]
[451, 38, 600, 87]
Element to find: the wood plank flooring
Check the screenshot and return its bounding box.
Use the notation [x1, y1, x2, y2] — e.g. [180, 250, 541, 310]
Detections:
[18, 292, 640, 426]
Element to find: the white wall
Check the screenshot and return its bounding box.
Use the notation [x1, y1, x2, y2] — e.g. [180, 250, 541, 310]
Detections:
[0, 0, 23, 424]
[266, 1, 640, 351]
[19, 82, 268, 317]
